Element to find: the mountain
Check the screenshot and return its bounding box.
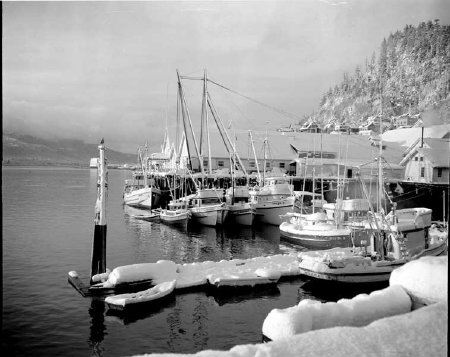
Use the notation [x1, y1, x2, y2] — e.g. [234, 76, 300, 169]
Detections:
[300, 20, 450, 128]
[2, 133, 137, 167]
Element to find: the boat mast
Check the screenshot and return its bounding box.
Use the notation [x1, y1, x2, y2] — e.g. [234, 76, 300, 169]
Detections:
[177, 70, 204, 175]
[249, 131, 261, 184]
[90, 139, 107, 283]
[207, 92, 247, 175]
[262, 124, 268, 185]
[202, 70, 213, 175]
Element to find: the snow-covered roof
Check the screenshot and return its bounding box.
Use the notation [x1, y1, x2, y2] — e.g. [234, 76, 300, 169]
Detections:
[382, 124, 450, 147]
[417, 148, 450, 167]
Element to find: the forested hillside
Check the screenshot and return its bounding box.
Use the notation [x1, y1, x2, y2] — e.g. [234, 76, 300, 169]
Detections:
[305, 20, 450, 127]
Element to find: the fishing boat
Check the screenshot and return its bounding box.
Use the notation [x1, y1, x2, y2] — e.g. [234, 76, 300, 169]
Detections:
[123, 147, 155, 209]
[123, 185, 154, 208]
[226, 185, 255, 226]
[160, 198, 190, 224]
[250, 176, 295, 225]
[189, 188, 228, 226]
[279, 211, 353, 249]
[297, 215, 447, 283]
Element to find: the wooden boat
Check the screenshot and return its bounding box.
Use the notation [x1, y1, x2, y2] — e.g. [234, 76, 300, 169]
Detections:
[105, 280, 176, 310]
[160, 199, 189, 224]
[226, 186, 255, 226]
[189, 188, 228, 226]
[250, 177, 295, 226]
[297, 207, 448, 283]
[123, 186, 153, 208]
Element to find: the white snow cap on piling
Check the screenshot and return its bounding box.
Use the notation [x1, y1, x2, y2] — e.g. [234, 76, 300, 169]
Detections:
[262, 285, 411, 340]
[390, 255, 448, 308]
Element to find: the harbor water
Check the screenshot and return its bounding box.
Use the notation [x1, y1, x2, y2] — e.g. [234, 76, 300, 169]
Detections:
[2, 167, 384, 356]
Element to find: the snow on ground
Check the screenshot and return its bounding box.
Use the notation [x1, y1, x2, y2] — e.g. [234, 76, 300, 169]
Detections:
[136, 301, 447, 357]
[390, 255, 448, 308]
[262, 285, 411, 340]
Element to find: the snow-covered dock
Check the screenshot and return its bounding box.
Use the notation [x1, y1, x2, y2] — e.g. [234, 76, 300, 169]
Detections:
[97, 254, 299, 290]
[68, 254, 301, 301]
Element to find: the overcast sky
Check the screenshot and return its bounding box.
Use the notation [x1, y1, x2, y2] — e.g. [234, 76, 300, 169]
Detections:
[3, 0, 450, 153]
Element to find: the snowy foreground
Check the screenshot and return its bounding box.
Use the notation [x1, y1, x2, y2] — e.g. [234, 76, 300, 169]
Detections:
[133, 255, 447, 357]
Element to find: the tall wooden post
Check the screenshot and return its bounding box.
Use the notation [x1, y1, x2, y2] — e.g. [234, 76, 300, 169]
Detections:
[90, 139, 107, 284]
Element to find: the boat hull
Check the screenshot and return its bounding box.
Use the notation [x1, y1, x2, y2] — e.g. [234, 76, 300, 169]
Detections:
[123, 187, 153, 208]
[190, 207, 220, 226]
[228, 206, 255, 226]
[254, 203, 293, 225]
[160, 210, 189, 224]
[298, 239, 448, 283]
[280, 224, 353, 249]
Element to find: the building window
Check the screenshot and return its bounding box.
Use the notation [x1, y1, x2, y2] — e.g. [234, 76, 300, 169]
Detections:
[249, 161, 255, 168]
[279, 162, 285, 169]
[421, 167, 425, 177]
[420, 157, 424, 162]
[218, 160, 224, 168]
[437, 168, 443, 178]
[414, 157, 418, 161]
[266, 162, 270, 168]
[203, 160, 208, 167]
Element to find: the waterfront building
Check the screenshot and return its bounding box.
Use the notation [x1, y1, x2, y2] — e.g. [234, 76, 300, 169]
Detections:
[400, 138, 450, 183]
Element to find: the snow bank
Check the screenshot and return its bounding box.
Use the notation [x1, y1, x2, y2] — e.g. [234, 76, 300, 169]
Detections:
[390, 255, 448, 308]
[176, 255, 298, 289]
[136, 301, 447, 357]
[103, 260, 178, 287]
[262, 285, 410, 340]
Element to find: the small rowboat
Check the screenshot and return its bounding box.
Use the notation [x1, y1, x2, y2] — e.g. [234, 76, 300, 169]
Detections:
[105, 280, 176, 310]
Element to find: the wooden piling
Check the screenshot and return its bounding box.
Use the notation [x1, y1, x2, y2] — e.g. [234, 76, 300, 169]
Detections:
[90, 139, 107, 283]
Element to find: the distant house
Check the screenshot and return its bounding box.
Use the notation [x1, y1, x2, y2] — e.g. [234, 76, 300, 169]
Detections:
[393, 113, 421, 128]
[400, 138, 450, 183]
[299, 121, 321, 133]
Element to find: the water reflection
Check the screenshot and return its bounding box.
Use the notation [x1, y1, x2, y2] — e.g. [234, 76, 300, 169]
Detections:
[104, 295, 177, 325]
[207, 285, 281, 306]
[298, 279, 388, 302]
[88, 299, 106, 357]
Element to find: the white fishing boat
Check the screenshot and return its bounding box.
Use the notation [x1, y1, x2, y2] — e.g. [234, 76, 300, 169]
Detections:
[189, 188, 228, 226]
[297, 218, 447, 283]
[250, 177, 295, 226]
[160, 199, 190, 224]
[280, 211, 353, 249]
[123, 147, 156, 209]
[226, 185, 255, 226]
[123, 186, 153, 208]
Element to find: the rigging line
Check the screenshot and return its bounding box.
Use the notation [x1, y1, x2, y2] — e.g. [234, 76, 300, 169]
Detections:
[206, 78, 303, 121]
